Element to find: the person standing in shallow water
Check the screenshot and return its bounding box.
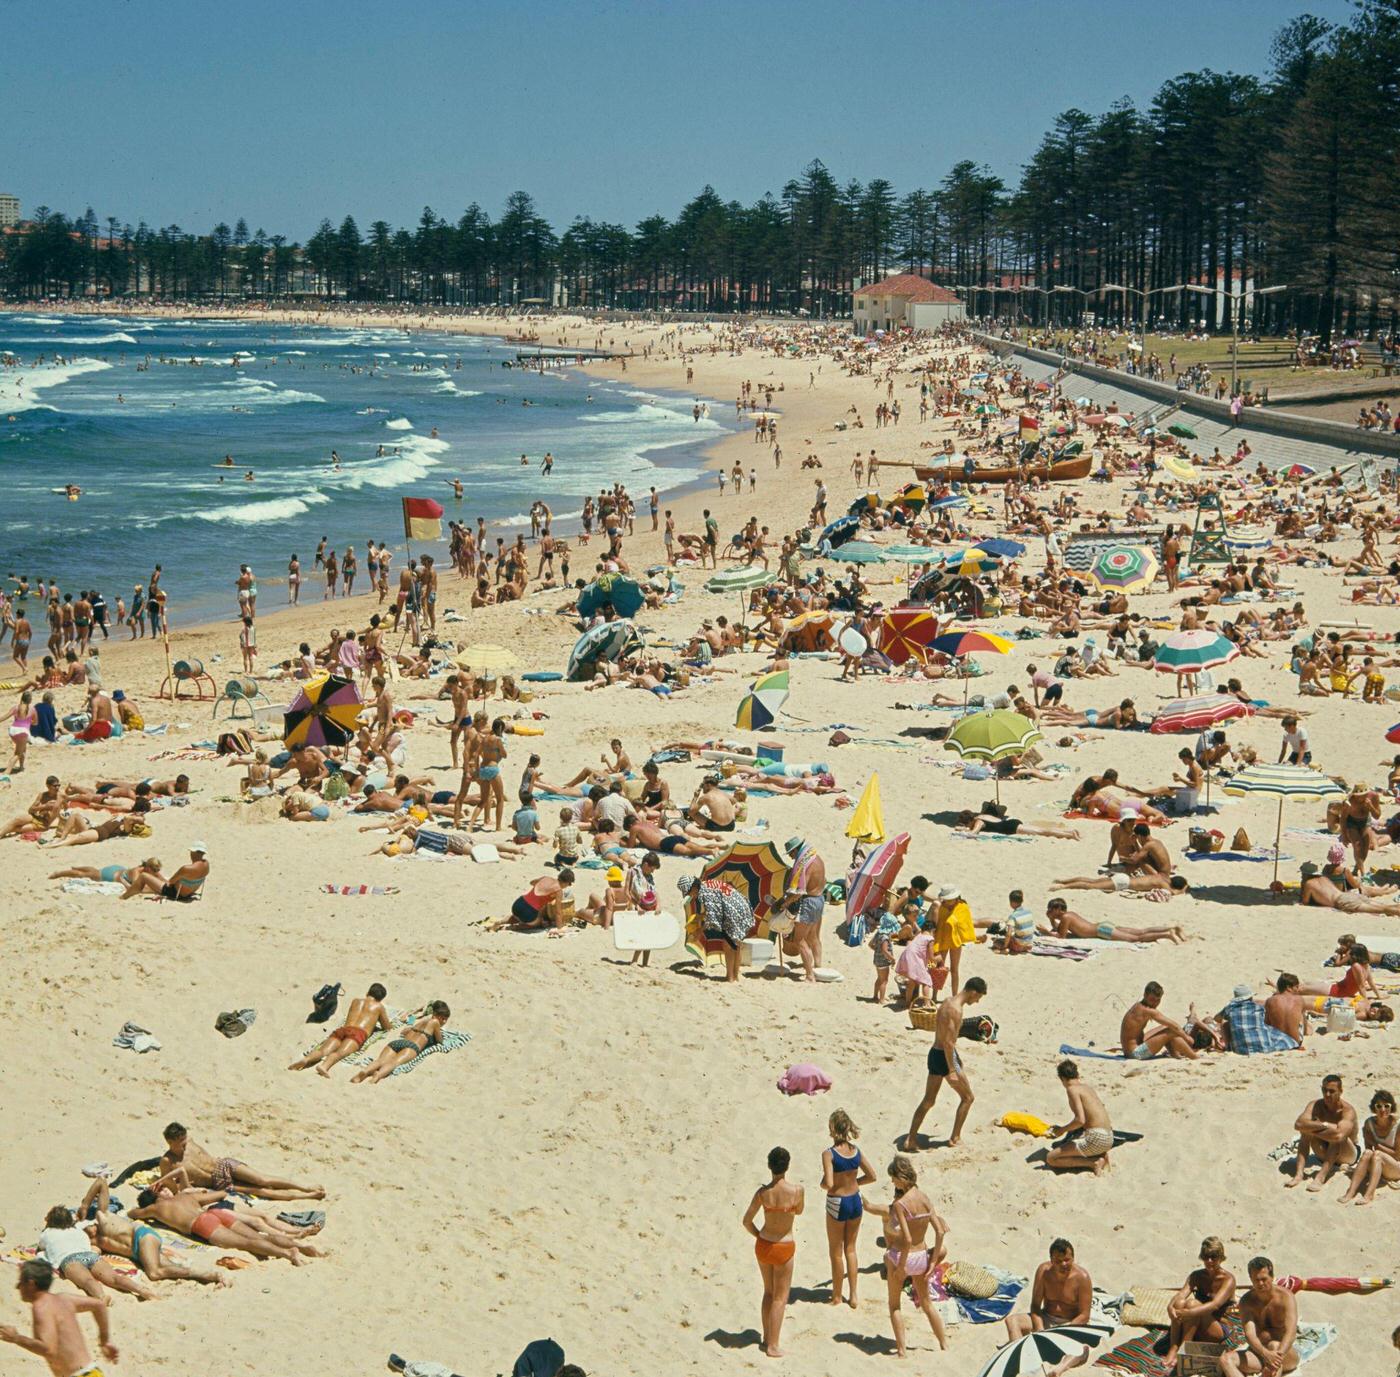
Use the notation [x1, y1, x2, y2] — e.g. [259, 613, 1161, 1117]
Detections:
[743, 1146, 803, 1358]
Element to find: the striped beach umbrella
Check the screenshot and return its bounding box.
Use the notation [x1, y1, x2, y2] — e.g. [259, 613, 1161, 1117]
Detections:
[1150, 693, 1254, 735]
[566, 621, 638, 680]
[846, 830, 909, 919]
[877, 608, 940, 665]
[929, 493, 969, 510]
[976, 1325, 1117, 1377]
[283, 674, 363, 750]
[1162, 455, 1199, 481]
[1385, 722, 1400, 745]
[700, 841, 790, 922]
[829, 543, 886, 564]
[879, 544, 940, 565]
[818, 514, 860, 549]
[1089, 545, 1158, 592]
[1223, 764, 1345, 882]
[1154, 630, 1239, 676]
[941, 550, 1001, 578]
[888, 483, 927, 513]
[704, 567, 776, 594]
[847, 491, 881, 516]
[1285, 463, 1316, 480]
[930, 629, 1014, 659]
[735, 668, 789, 731]
[975, 537, 1026, 559]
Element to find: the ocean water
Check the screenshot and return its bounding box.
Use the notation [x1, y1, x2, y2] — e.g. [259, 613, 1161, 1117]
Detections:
[0, 314, 727, 622]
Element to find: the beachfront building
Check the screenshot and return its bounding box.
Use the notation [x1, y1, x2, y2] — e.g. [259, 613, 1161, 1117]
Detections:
[0, 194, 20, 229]
[852, 273, 964, 335]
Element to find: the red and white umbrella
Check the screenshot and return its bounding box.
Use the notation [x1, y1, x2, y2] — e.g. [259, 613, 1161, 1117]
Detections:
[1150, 693, 1254, 735]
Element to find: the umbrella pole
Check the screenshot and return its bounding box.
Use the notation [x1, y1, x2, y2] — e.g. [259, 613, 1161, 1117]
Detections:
[1273, 796, 1284, 886]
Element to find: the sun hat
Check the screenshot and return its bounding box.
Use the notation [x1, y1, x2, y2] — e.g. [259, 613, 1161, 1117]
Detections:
[1232, 984, 1253, 999]
[785, 836, 805, 855]
[938, 884, 961, 901]
[1326, 842, 1346, 865]
[606, 865, 624, 883]
[112, 690, 125, 702]
[190, 840, 209, 855]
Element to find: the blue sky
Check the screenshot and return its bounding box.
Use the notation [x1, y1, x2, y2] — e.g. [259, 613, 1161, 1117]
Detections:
[5, 0, 1356, 239]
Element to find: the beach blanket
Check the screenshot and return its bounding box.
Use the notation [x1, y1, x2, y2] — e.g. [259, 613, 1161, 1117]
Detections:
[62, 879, 125, 896]
[319, 884, 401, 896]
[1188, 849, 1292, 864]
[301, 1013, 471, 1078]
[950, 830, 1035, 843]
[1096, 1320, 1335, 1372]
[1060, 1044, 1131, 1061]
[1030, 941, 1097, 961]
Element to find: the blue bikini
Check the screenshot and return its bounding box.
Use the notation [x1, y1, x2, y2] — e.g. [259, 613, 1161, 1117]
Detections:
[826, 1146, 864, 1221]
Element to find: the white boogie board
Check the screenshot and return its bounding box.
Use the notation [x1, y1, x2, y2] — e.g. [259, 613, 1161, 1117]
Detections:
[613, 910, 682, 952]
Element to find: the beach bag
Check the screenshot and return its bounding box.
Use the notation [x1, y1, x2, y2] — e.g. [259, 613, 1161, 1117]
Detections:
[322, 773, 350, 802]
[1231, 827, 1251, 850]
[217, 729, 251, 755]
[845, 912, 868, 947]
[960, 1015, 997, 1044]
[1122, 1287, 1176, 1327]
[1188, 827, 1224, 853]
[1326, 1002, 1357, 1035]
[944, 1261, 999, 1299]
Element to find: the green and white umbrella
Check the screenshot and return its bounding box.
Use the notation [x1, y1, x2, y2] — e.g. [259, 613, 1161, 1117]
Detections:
[944, 709, 1043, 804]
[1089, 544, 1157, 593]
[704, 567, 776, 594]
[1223, 764, 1344, 883]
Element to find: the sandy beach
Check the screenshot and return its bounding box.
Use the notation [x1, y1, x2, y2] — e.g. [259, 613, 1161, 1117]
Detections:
[3, 309, 1398, 1377]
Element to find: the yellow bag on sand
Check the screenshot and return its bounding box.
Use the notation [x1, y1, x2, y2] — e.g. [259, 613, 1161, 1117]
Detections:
[998, 1112, 1053, 1137]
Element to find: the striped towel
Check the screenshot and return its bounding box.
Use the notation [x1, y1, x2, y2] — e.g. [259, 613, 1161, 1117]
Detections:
[320, 884, 400, 896]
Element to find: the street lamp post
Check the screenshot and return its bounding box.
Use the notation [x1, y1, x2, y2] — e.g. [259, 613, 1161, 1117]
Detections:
[1099, 283, 1187, 375]
[1184, 283, 1289, 395]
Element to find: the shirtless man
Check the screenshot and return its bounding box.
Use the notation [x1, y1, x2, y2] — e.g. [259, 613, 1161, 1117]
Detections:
[289, 983, 391, 1076]
[445, 674, 473, 769]
[130, 1183, 320, 1265]
[903, 977, 986, 1151]
[1118, 823, 1173, 877]
[1219, 1257, 1299, 1376]
[0, 775, 63, 839]
[77, 1176, 229, 1287]
[350, 1001, 450, 1084]
[1288, 1075, 1358, 1192]
[1051, 873, 1190, 907]
[625, 816, 724, 858]
[1264, 974, 1307, 1047]
[1004, 1238, 1092, 1341]
[273, 744, 328, 790]
[1, 1259, 118, 1377]
[689, 776, 736, 833]
[1299, 866, 1400, 916]
[1120, 981, 1197, 1059]
[157, 1122, 324, 1200]
[1044, 1061, 1113, 1174]
[742, 1146, 804, 1359]
[1045, 896, 1186, 944]
[418, 555, 438, 632]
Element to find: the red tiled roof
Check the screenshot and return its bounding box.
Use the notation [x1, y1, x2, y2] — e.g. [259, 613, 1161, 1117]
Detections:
[858, 274, 960, 304]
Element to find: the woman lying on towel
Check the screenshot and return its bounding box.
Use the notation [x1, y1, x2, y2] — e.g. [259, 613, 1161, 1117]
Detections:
[350, 1001, 450, 1085]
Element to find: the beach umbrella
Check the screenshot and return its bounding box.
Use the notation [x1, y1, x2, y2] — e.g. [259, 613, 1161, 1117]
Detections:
[942, 550, 1001, 578]
[1278, 1274, 1392, 1295]
[1074, 395, 1091, 407]
[973, 403, 1001, 416]
[846, 774, 887, 845]
[701, 841, 790, 922]
[1150, 693, 1254, 735]
[878, 607, 940, 665]
[1162, 456, 1199, 482]
[879, 544, 940, 565]
[566, 620, 639, 680]
[704, 567, 775, 594]
[1285, 463, 1316, 480]
[1223, 763, 1345, 883]
[846, 830, 910, 919]
[974, 537, 1026, 559]
[577, 573, 643, 620]
[736, 668, 789, 731]
[818, 514, 860, 549]
[931, 628, 1013, 658]
[456, 643, 520, 675]
[829, 543, 886, 564]
[888, 483, 927, 513]
[1082, 413, 1108, 426]
[847, 491, 881, 516]
[929, 494, 969, 510]
[1101, 413, 1129, 428]
[1089, 545, 1158, 593]
[945, 708, 1043, 803]
[784, 609, 836, 653]
[1154, 630, 1238, 678]
[283, 673, 363, 750]
[976, 1325, 1116, 1377]
[1058, 440, 1085, 457]
[1168, 423, 1197, 439]
[1386, 722, 1400, 745]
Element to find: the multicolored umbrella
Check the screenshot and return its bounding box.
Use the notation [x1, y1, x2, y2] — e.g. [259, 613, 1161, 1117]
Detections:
[1386, 722, 1400, 745]
[930, 628, 1014, 658]
[818, 514, 860, 549]
[877, 607, 940, 665]
[578, 573, 643, 619]
[846, 831, 910, 919]
[847, 492, 881, 516]
[283, 673, 363, 750]
[1150, 693, 1254, 735]
[567, 620, 639, 680]
[701, 841, 790, 922]
[784, 609, 836, 652]
[1223, 764, 1345, 882]
[941, 550, 1001, 578]
[945, 709, 1043, 802]
[736, 668, 789, 731]
[1089, 545, 1158, 592]
[976, 1325, 1116, 1377]
[1154, 630, 1239, 676]
[929, 494, 969, 510]
[1285, 463, 1316, 480]
[888, 483, 927, 513]
[846, 774, 886, 845]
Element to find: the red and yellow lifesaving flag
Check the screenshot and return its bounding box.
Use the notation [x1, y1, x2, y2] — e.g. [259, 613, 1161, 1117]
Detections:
[1018, 411, 1040, 442]
[401, 496, 444, 541]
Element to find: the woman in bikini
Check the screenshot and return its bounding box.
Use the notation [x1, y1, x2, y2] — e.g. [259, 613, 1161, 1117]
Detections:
[287, 553, 301, 605]
[49, 857, 162, 889]
[468, 718, 508, 833]
[821, 1109, 875, 1309]
[350, 1001, 450, 1084]
[1160, 1236, 1237, 1369]
[742, 1146, 804, 1359]
[865, 1156, 948, 1359]
[1340, 1088, 1400, 1204]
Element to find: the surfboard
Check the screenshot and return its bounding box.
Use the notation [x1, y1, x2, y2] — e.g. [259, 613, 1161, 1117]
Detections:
[612, 909, 681, 952]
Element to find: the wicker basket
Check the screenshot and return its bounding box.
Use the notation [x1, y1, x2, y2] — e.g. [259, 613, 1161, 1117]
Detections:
[944, 1260, 999, 1299]
[1122, 1286, 1176, 1327]
[908, 1006, 939, 1032]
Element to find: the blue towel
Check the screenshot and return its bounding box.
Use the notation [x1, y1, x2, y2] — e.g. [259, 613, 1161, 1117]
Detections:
[1058, 1043, 1124, 1061]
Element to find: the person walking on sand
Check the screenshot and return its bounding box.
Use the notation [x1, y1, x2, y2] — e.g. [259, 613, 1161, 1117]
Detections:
[1, 1259, 119, 1376]
[288, 983, 391, 1076]
[903, 977, 986, 1150]
[742, 1146, 803, 1359]
[821, 1109, 875, 1309]
[1044, 1060, 1114, 1175]
[863, 1156, 948, 1359]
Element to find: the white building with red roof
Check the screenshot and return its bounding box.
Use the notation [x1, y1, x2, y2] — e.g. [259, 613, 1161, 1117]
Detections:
[852, 273, 964, 334]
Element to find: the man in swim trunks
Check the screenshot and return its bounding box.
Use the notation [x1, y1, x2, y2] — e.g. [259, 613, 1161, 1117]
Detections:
[350, 1001, 450, 1084]
[1219, 1257, 1299, 1376]
[1, 1258, 118, 1376]
[77, 1176, 229, 1287]
[1004, 1239, 1092, 1340]
[1044, 1060, 1114, 1174]
[157, 1122, 324, 1200]
[289, 983, 391, 1076]
[130, 1183, 320, 1265]
[1120, 980, 1198, 1058]
[903, 977, 986, 1151]
[0, 775, 64, 839]
[1299, 864, 1400, 916]
[688, 776, 736, 834]
[1050, 873, 1190, 903]
[1047, 899, 1185, 951]
[1288, 1074, 1358, 1191]
[626, 816, 725, 857]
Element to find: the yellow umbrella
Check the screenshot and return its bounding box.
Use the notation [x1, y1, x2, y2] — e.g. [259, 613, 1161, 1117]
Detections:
[1162, 456, 1198, 482]
[456, 643, 520, 673]
[846, 773, 886, 845]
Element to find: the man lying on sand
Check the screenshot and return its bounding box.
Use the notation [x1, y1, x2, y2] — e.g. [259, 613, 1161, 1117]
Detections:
[289, 983, 391, 1076]
[78, 1175, 229, 1286]
[157, 1121, 324, 1200]
[1051, 873, 1189, 899]
[351, 1001, 450, 1084]
[131, 1180, 323, 1265]
[1044, 897, 1185, 944]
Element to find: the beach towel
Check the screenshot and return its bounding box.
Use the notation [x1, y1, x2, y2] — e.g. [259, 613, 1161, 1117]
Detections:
[62, 878, 125, 896]
[1030, 941, 1097, 961]
[950, 830, 1035, 843]
[300, 1013, 471, 1078]
[320, 884, 401, 896]
[1188, 849, 1292, 864]
[1096, 1320, 1334, 1372]
[945, 1263, 1026, 1323]
[1059, 1044, 1131, 1061]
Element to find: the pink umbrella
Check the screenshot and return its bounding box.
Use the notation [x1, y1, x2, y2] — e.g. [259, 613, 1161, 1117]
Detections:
[846, 831, 910, 920]
[1277, 1275, 1392, 1295]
